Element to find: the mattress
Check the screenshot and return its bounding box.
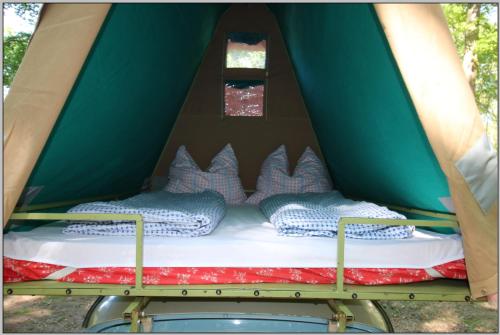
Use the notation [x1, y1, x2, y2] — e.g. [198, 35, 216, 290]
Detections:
[3, 205, 467, 285]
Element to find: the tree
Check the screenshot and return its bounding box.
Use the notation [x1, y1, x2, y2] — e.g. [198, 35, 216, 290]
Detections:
[3, 32, 30, 87]
[3, 3, 41, 89]
[3, 3, 41, 24]
[442, 4, 498, 148]
[462, 4, 480, 91]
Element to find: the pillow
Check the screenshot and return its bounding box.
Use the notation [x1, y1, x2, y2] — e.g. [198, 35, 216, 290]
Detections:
[164, 144, 247, 204]
[246, 145, 332, 204]
[254, 144, 289, 192]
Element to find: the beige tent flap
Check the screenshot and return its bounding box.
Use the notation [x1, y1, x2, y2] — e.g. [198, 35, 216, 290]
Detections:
[3, 4, 111, 224]
[375, 3, 498, 299]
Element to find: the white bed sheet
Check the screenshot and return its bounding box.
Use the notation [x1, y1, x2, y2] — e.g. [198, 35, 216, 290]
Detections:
[4, 205, 464, 269]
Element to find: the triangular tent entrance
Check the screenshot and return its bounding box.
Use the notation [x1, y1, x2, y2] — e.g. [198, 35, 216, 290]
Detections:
[4, 3, 497, 299]
[153, 4, 322, 191]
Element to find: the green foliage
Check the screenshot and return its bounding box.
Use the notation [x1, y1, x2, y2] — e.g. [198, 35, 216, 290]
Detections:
[3, 3, 42, 89]
[442, 4, 498, 147]
[3, 3, 42, 87]
[3, 32, 30, 87]
[475, 11, 498, 116]
[442, 4, 469, 56]
[226, 50, 266, 69]
[3, 3, 41, 24]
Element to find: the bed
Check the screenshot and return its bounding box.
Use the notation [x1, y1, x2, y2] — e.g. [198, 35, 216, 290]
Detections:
[4, 205, 466, 285]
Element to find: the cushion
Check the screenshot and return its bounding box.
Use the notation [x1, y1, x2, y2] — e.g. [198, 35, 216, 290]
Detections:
[246, 145, 332, 204]
[164, 144, 247, 204]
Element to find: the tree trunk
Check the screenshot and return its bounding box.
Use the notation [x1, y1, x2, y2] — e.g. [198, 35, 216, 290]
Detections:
[462, 3, 480, 92]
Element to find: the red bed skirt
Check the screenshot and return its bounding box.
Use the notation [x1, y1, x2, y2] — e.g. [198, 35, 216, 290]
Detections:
[3, 257, 467, 285]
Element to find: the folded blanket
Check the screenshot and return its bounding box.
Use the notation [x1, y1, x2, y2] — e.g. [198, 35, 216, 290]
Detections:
[62, 190, 226, 237]
[260, 191, 414, 239]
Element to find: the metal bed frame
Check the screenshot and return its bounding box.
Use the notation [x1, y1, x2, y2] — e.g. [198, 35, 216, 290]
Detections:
[3, 207, 478, 331]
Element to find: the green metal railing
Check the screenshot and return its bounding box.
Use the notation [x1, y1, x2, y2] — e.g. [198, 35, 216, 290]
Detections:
[386, 204, 457, 221]
[4, 211, 476, 302]
[335, 217, 459, 293]
[8, 212, 145, 289]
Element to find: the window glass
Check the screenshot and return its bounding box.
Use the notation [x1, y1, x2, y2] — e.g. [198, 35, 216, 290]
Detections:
[224, 80, 264, 117]
[226, 32, 267, 69]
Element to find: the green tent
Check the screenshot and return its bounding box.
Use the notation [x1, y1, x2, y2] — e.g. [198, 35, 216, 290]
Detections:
[4, 3, 497, 299]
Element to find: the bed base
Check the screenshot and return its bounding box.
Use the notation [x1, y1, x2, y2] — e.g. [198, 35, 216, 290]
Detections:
[4, 211, 476, 303]
[4, 278, 473, 301]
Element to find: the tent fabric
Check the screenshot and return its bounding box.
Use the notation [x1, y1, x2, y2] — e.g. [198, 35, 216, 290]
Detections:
[3, 4, 111, 224]
[374, 3, 497, 299]
[152, 4, 323, 191]
[3, 3, 497, 298]
[269, 4, 451, 213]
[7, 4, 227, 213]
[225, 80, 264, 89]
[227, 32, 266, 45]
[455, 133, 497, 214]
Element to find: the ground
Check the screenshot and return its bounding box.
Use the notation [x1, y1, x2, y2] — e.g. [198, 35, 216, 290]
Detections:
[2, 296, 498, 332]
[380, 300, 498, 333]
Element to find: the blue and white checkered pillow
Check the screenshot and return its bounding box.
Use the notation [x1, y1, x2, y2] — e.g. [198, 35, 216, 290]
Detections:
[165, 144, 247, 204]
[246, 145, 332, 204]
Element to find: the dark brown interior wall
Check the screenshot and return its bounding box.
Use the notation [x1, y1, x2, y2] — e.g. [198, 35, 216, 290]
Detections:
[153, 4, 323, 190]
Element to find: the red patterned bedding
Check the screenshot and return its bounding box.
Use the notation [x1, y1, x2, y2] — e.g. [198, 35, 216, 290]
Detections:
[4, 257, 467, 285]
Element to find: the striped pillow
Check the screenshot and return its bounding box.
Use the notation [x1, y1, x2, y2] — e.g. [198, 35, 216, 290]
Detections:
[246, 145, 332, 204]
[165, 144, 247, 204]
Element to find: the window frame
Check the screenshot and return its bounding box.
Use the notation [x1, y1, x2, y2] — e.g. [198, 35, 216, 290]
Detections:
[222, 31, 269, 119]
[224, 32, 268, 70]
[222, 78, 268, 118]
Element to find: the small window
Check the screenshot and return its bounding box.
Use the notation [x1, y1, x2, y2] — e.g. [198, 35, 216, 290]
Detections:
[226, 32, 267, 69]
[224, 80, 264, 117]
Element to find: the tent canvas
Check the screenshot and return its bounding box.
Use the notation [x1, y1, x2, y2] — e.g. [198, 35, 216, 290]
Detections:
[3, 3, 497, 300]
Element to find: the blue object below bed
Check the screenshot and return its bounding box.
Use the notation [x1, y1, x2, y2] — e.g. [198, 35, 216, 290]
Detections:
[259, 191, 414, 239]
[62, 190, 226, 237]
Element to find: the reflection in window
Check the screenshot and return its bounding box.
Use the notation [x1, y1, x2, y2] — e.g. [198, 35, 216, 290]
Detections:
[226, 32, 267, 69]
[224, 80, 264, 117]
